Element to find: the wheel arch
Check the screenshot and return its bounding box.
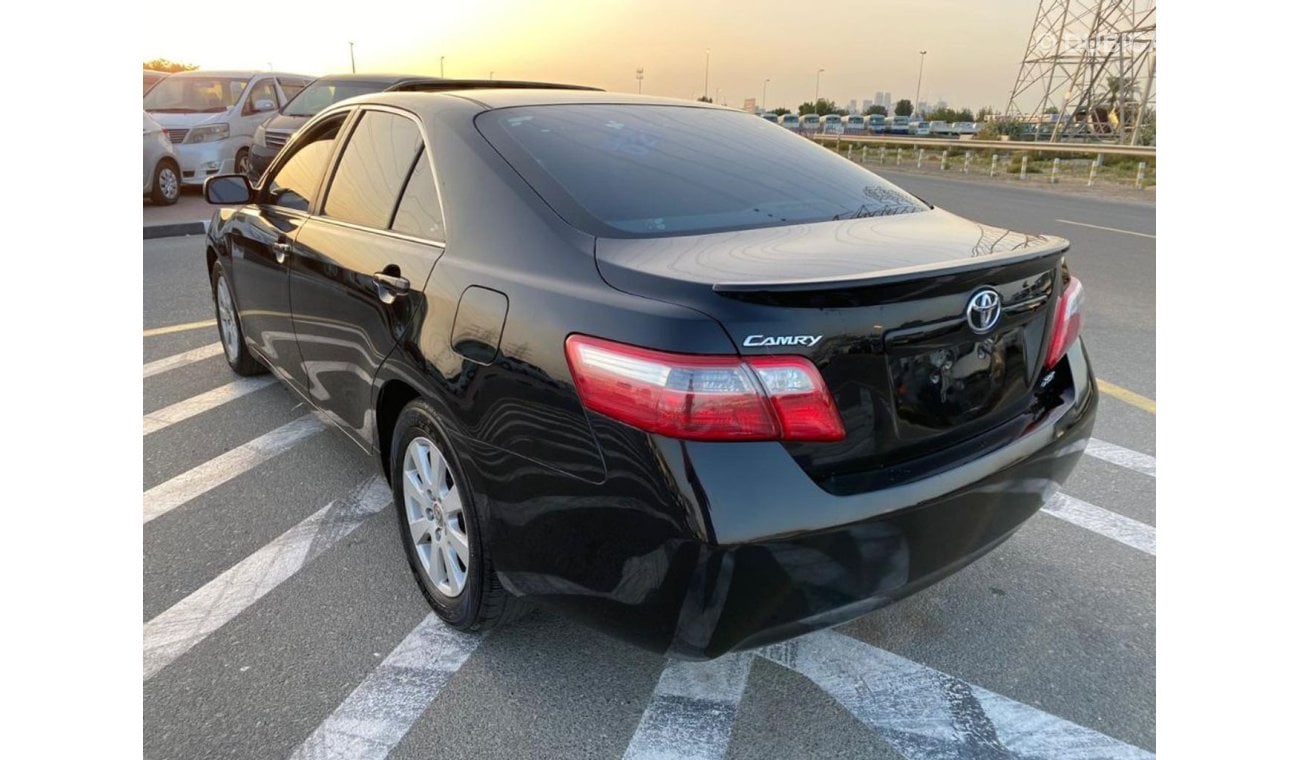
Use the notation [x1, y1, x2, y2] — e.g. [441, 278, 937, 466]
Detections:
[375, 378, 422, 482]
[205, 245, 219, 285]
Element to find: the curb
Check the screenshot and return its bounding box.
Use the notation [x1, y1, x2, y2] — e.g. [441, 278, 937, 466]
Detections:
[144, 221, 208, 240]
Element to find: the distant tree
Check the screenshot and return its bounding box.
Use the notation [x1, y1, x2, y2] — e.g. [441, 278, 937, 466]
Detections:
[835, 108, 849, 117]
[927, 107, 963, 123]
[772, 107, 791, 116]
[975, 106, 995, 121]
[894, 99, 913, 117]
[956, 107, 974, 122]
[144, 58, 198, 73]
[865, 104, 887, 116]
[697, 95, 713, 103]
[796, 99, 839, 116]
[1044, 105, 1060, 115]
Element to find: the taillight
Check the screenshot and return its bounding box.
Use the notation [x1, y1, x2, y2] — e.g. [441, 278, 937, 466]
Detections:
[564, 335, 845, 442]
[1044, 276, 1084, 369]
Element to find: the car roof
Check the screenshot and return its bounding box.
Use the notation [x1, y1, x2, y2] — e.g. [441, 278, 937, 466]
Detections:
[330, 88, 723, 113]
[306, 73, 433, 85]
[167, 70, 312, 78]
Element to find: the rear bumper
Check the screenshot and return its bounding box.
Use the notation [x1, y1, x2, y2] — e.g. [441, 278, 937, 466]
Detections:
[486, 341, 1096, 659]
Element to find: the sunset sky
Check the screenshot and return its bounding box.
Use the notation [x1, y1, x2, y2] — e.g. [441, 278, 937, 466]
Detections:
[142, 0, 1042, 112]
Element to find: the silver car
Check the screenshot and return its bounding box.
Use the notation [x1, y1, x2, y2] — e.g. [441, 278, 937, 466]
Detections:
[144, 69, 313, 186]
[144, 112, 180, 205]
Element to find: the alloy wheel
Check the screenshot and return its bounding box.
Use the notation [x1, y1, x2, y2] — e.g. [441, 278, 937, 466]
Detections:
[216, 276, 240, 361]
[158, 166, 179, 202]
[402, 436, 470, 598]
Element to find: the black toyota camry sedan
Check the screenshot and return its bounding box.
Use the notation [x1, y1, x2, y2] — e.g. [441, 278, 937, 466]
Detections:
[202, 89, 1095, 659]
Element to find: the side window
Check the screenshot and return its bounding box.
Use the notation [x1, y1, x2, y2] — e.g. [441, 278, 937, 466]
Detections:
[263, 116, 344, 212]
[243, 79, 278, 115]
[391, 149, 446, 241]
[278, 77, 308, 102]
[323, 111, 424, 229]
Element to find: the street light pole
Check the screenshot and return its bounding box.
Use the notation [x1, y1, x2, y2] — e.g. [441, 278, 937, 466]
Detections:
[704, 49, 710, 101]
[349, 42, 355, 74]
[636, 67, 644, 94]
[762, 78, 769, 111]
[815, 68, 825, 104]
[440, 56, 445, 78]
[914, 50, 927, 117]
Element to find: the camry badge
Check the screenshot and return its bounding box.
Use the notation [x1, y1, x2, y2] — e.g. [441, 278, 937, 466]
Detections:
[965, 288, 1002, 334]
[743, 334, 823, 348]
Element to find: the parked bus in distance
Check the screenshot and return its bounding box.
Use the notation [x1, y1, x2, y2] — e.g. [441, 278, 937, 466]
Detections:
[844, 114, 866, 133]
[821, 113, 844, 135]
[867, 114, 887, 134]
[779, 113, 801, 130]
[799, 113, 822, 132]
[887, 115, 912, 135]
[760, 112, 779, 123]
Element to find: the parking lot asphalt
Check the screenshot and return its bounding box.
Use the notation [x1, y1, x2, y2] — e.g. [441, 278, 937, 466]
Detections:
[143, 172, 1156, 760]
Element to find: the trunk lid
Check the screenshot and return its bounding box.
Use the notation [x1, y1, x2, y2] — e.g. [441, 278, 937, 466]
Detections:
[595, 209, 1069, 495]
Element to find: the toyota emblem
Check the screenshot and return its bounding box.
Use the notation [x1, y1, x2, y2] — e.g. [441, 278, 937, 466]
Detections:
[965, 288, 1002, 334]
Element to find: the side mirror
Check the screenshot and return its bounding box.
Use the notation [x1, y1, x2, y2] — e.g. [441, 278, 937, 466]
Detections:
[254, 98, 276, 112]
[204, 174, 253, 205]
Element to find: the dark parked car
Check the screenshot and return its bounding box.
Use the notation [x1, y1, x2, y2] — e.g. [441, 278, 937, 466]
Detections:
[247, 74, 599, 178]
[202, 89, 1095, 659]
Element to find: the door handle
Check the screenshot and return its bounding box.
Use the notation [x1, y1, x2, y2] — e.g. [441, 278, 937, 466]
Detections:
[373, 271, 411, 300]
[272, 241, 291, 264]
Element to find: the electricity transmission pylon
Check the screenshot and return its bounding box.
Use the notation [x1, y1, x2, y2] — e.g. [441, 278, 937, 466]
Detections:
[1005, 0, 1156, 144]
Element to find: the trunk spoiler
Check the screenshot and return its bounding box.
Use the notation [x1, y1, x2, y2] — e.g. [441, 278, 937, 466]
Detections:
[711, 242, 1069, 294]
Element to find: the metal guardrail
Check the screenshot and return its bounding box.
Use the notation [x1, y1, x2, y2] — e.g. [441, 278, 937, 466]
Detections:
[810, 133, 1155, 158]
[809, 133, 1156, 189]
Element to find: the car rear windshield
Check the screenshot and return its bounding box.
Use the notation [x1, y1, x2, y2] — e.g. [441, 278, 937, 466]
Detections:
[283, 80, 394, 117]
[477, 104, 925, 238]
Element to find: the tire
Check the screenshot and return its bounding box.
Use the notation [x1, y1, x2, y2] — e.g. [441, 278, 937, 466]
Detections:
[210, 262, 268, 376]
[391, 399, 527, 631]
[234, 148, 253, 177]
[151, 159, 180, 205]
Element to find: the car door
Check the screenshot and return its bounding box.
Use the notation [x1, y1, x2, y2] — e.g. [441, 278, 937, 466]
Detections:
[228, 112, 348, 384]
[289, 107, 444, 445]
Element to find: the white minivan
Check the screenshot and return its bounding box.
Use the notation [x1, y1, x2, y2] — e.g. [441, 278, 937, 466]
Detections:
[144, 70, 313, 186]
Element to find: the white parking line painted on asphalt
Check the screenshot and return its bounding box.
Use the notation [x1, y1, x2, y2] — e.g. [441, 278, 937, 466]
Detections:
[143, 477, 390, 680]
[623, 653, 754, 760]
[1043, 492, 1156, 556]
[143, 343, 225, 378]
[143, 376, 278, 435]
[288, 612, 483, 760]
[762, 629, 1154, 759]
[1055, 219, 1156, 239]
[1086, 439, 1157, 477]
[143, 319, 218, 338]
[143, 415, 326, 523]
